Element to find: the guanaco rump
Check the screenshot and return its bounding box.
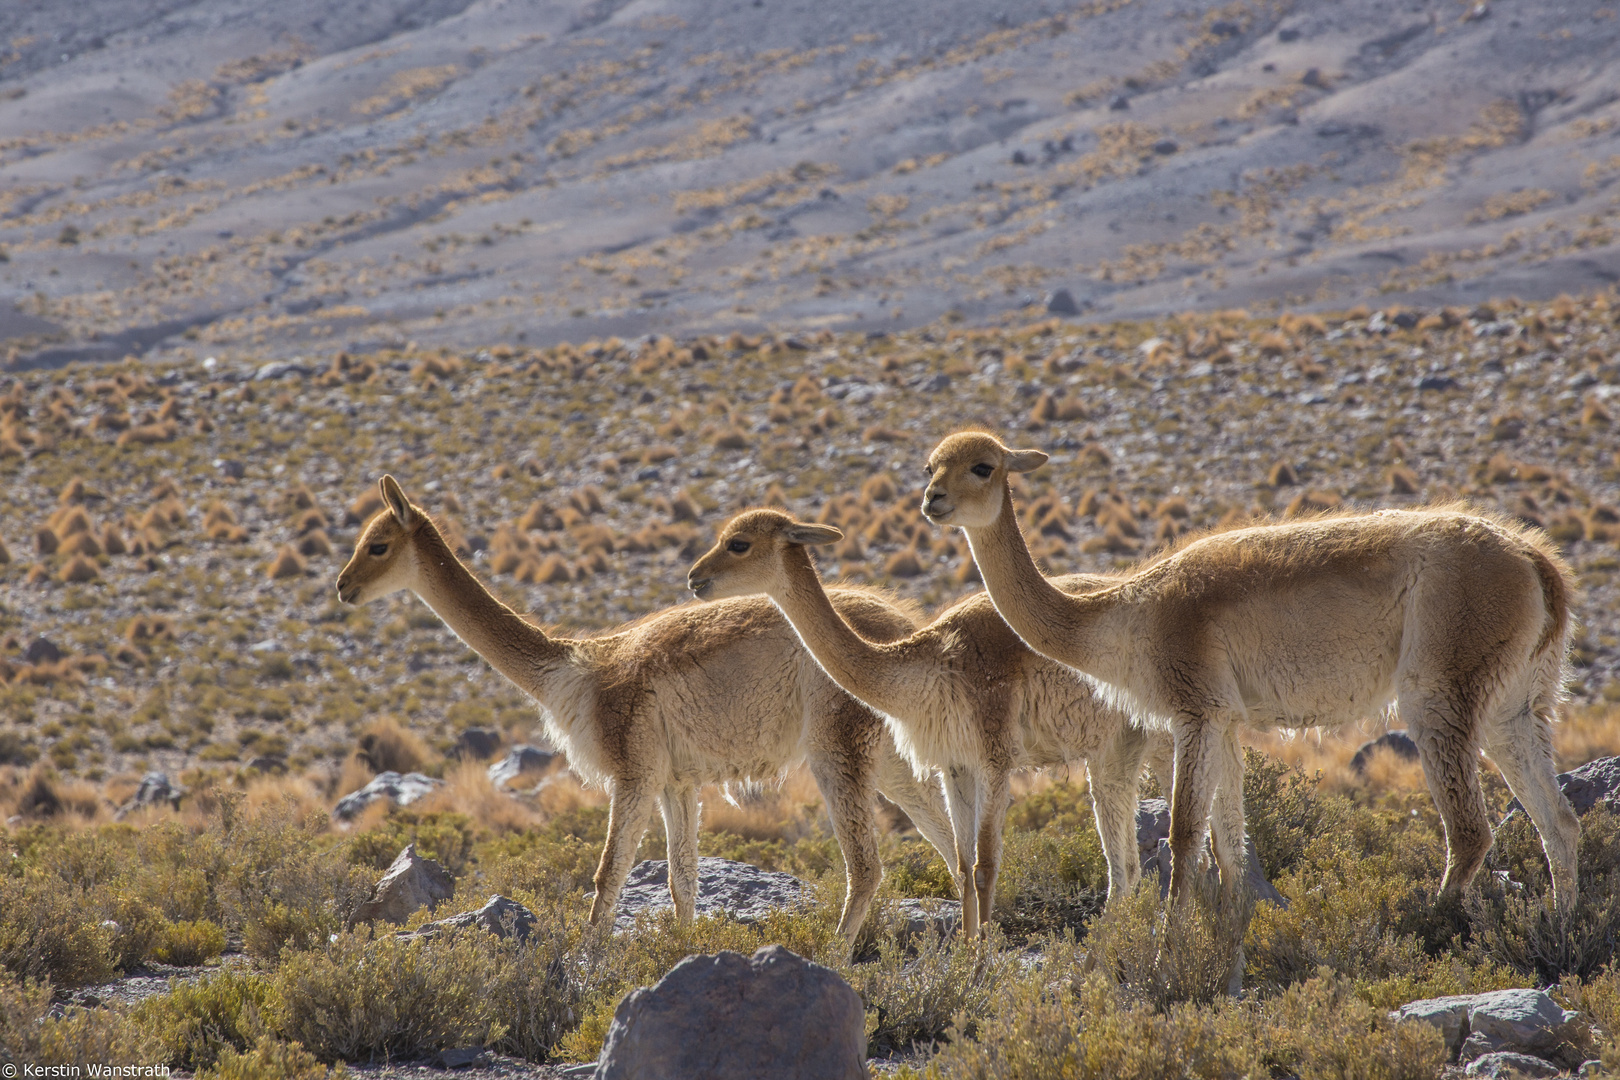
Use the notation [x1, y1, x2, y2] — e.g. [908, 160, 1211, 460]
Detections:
[921, 431, 1580, 913]
[688, 508, 1174, 937]
[335, 476, 960, 942]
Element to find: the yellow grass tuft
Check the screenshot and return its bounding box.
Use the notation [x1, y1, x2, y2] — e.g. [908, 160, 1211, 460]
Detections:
[267, 544, 307, 580]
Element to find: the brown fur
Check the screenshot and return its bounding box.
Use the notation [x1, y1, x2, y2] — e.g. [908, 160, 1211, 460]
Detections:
[689, 508, 1174, 937]
[335, 476, 958, 943]
[922, 432, 1582, 915]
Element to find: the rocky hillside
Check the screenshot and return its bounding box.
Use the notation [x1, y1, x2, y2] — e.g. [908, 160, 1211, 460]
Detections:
[0, 294, 1617, 789]
[2, 0, 1619, 367]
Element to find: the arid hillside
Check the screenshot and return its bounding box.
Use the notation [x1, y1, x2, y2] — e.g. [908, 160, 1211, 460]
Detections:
[0, 295, 1617, 789]
[2, 0, 1619, 368]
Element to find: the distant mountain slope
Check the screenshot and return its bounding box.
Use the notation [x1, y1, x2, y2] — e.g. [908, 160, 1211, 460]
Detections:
[1, 0, 1617, 367]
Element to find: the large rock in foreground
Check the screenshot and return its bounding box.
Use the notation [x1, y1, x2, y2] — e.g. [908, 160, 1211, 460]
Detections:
[1392, 989, 1582, 1067]
[595, 945, 865, 1080]
[613, 858, 812, 932]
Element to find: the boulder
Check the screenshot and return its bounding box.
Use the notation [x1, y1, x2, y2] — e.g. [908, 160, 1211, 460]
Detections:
[332, 770, 443, 821]
[351, 843, 455, 926]
[488, 744, 556, 788]
[889, 897, 962, 945]
[595, 945, 866, 1080]
[613, 858, 811, 932]
[1465, 1051, 1561, 1078]
[114, 772, 185, 819]
[1349, 730, 1420, 774]
[1392, 989, 1581, 1065]
[1506, 755, 1619, 819]
[1136, 799, 1288, 907]
[399, 894, 538, 945]
[1045, 288, 1080, 316]
[453, 727, 502, 761]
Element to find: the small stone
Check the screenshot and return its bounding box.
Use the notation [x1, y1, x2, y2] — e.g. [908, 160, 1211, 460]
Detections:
[433, 1047, 490, 1069]
[351, 843, 455, 926]
[1465, 1051, 1560, 1078]
[921, 373, 952, 392]
[1278, 27, 1301, 41]
[1152, 139, 1179, 155]
[1349, 731, 1420, 773]
[253, 360, 313, 381]
[1392, 310, 1422, 329]
[487, 744, 556, 788]
[1210, 19, 1240, 36]
[401, 894, 538, 944]
[596, 946, 866, 1080]
[23, 637, 62, 664]
[1418, 375, 1459, 391]
[115, 772, 185, 819]
[1045, 288, 1080, 316]
[217, 459, 246, 479]
[332, 771, 444, 820]
[1109, 94, 1130, 111]
[453, 727, 502, 761]
[1302, 68, 1329, 89]
[245, 754, 287, 774]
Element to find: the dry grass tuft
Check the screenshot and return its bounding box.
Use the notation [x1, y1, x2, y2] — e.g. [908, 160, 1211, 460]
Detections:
[355, 716, 438, 777]
[267, 545, 307, 580]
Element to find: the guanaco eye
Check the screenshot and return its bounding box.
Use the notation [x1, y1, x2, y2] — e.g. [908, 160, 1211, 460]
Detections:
[971, 463, 994, 478]
[727, 539, 751, 554]
[368, 543, 388, 556]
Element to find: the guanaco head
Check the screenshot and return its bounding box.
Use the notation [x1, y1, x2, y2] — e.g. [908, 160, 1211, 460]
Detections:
[688, 508, 841, 600]
[922, 432, 1047, 528]
[336, 475, 424, 604]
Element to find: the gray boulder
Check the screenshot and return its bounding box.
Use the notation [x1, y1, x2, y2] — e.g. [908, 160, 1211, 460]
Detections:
[1465, 1051, 1561, 1078]
[595, 945, 865, 1080]
[488, 744, 556, 788]
[115, 772, 184, 819]
[1136, 799, 1288, 907]
[614, 857, 811, 932]
[332, 771, 443, 820]
[1349, 730, 1420, 774]
[351, 843, 455, 926]
[889, 897, 962, 944]
[1507, 755, 1619, 819]
[1045, 288, 1080, 316]
[399, 894, 538, 945]
[23, 636, 62, 664]
[1392, 989, 1581, 1064]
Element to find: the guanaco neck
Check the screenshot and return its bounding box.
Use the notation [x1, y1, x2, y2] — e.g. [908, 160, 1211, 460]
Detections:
[409, 521, 575, 697]
[772, 545, 926, 721]
[963, 483, 1121, 683]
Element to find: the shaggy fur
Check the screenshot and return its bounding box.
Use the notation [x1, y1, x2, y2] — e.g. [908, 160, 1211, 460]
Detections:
[922, 432, 1581, 913]
[689, 508, 1175, 938]
[335, 477, 960, 942]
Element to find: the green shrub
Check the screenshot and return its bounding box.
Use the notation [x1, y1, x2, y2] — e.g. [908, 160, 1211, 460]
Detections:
[135, 968, 272, 1072]
[848, 920, 1024, 1054]
[1469, 806, 1620, 982]
[1085, 873, 1252, 1007]
[198, 1036, 340, 1080]
[269, 927, 506, 1062]
[153, 919, 228, 966]
[991, 781, 1110, 940]
[0, 871, 119, 986]
[1, 968, 158, 1067]
[1243, 749, 1325, 880]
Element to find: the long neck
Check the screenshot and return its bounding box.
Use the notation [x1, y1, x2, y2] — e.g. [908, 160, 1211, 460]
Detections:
[964, 484, 1118, 682]
[770, 547, 922, 720]
[409, 522, 575, 699]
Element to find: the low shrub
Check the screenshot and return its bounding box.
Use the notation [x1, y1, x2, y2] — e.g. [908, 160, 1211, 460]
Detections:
[1085, 872, 1251, 1008]
[135, 968, 272, 1072]
[198, 1036, 339, 1080]
[849, 920, 1024, 1054]
[153, 918, 228, 966]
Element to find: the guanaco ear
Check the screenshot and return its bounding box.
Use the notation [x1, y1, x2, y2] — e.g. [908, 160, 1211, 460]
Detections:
[783, 522, 843, 546]
[378, 475, 417, 528]
[1004, 449, 1049, 474]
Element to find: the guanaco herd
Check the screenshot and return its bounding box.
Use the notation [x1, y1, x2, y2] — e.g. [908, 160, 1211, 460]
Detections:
[335, 430, 1582, 960]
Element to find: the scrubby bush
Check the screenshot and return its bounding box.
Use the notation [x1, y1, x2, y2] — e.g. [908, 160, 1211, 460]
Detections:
[198, 1036, 337, 1080]
[152, 918, 228, 966]
[849, 921, 1024, 1054]
[1085, 872, 1251, 1009]
[0, 969, 158, 1068]
[135, 968, 273, 1072]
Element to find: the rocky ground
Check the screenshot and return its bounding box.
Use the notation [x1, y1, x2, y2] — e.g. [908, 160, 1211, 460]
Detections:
[1, 293, 1618, 795]
[1, 0, 1619, 368]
